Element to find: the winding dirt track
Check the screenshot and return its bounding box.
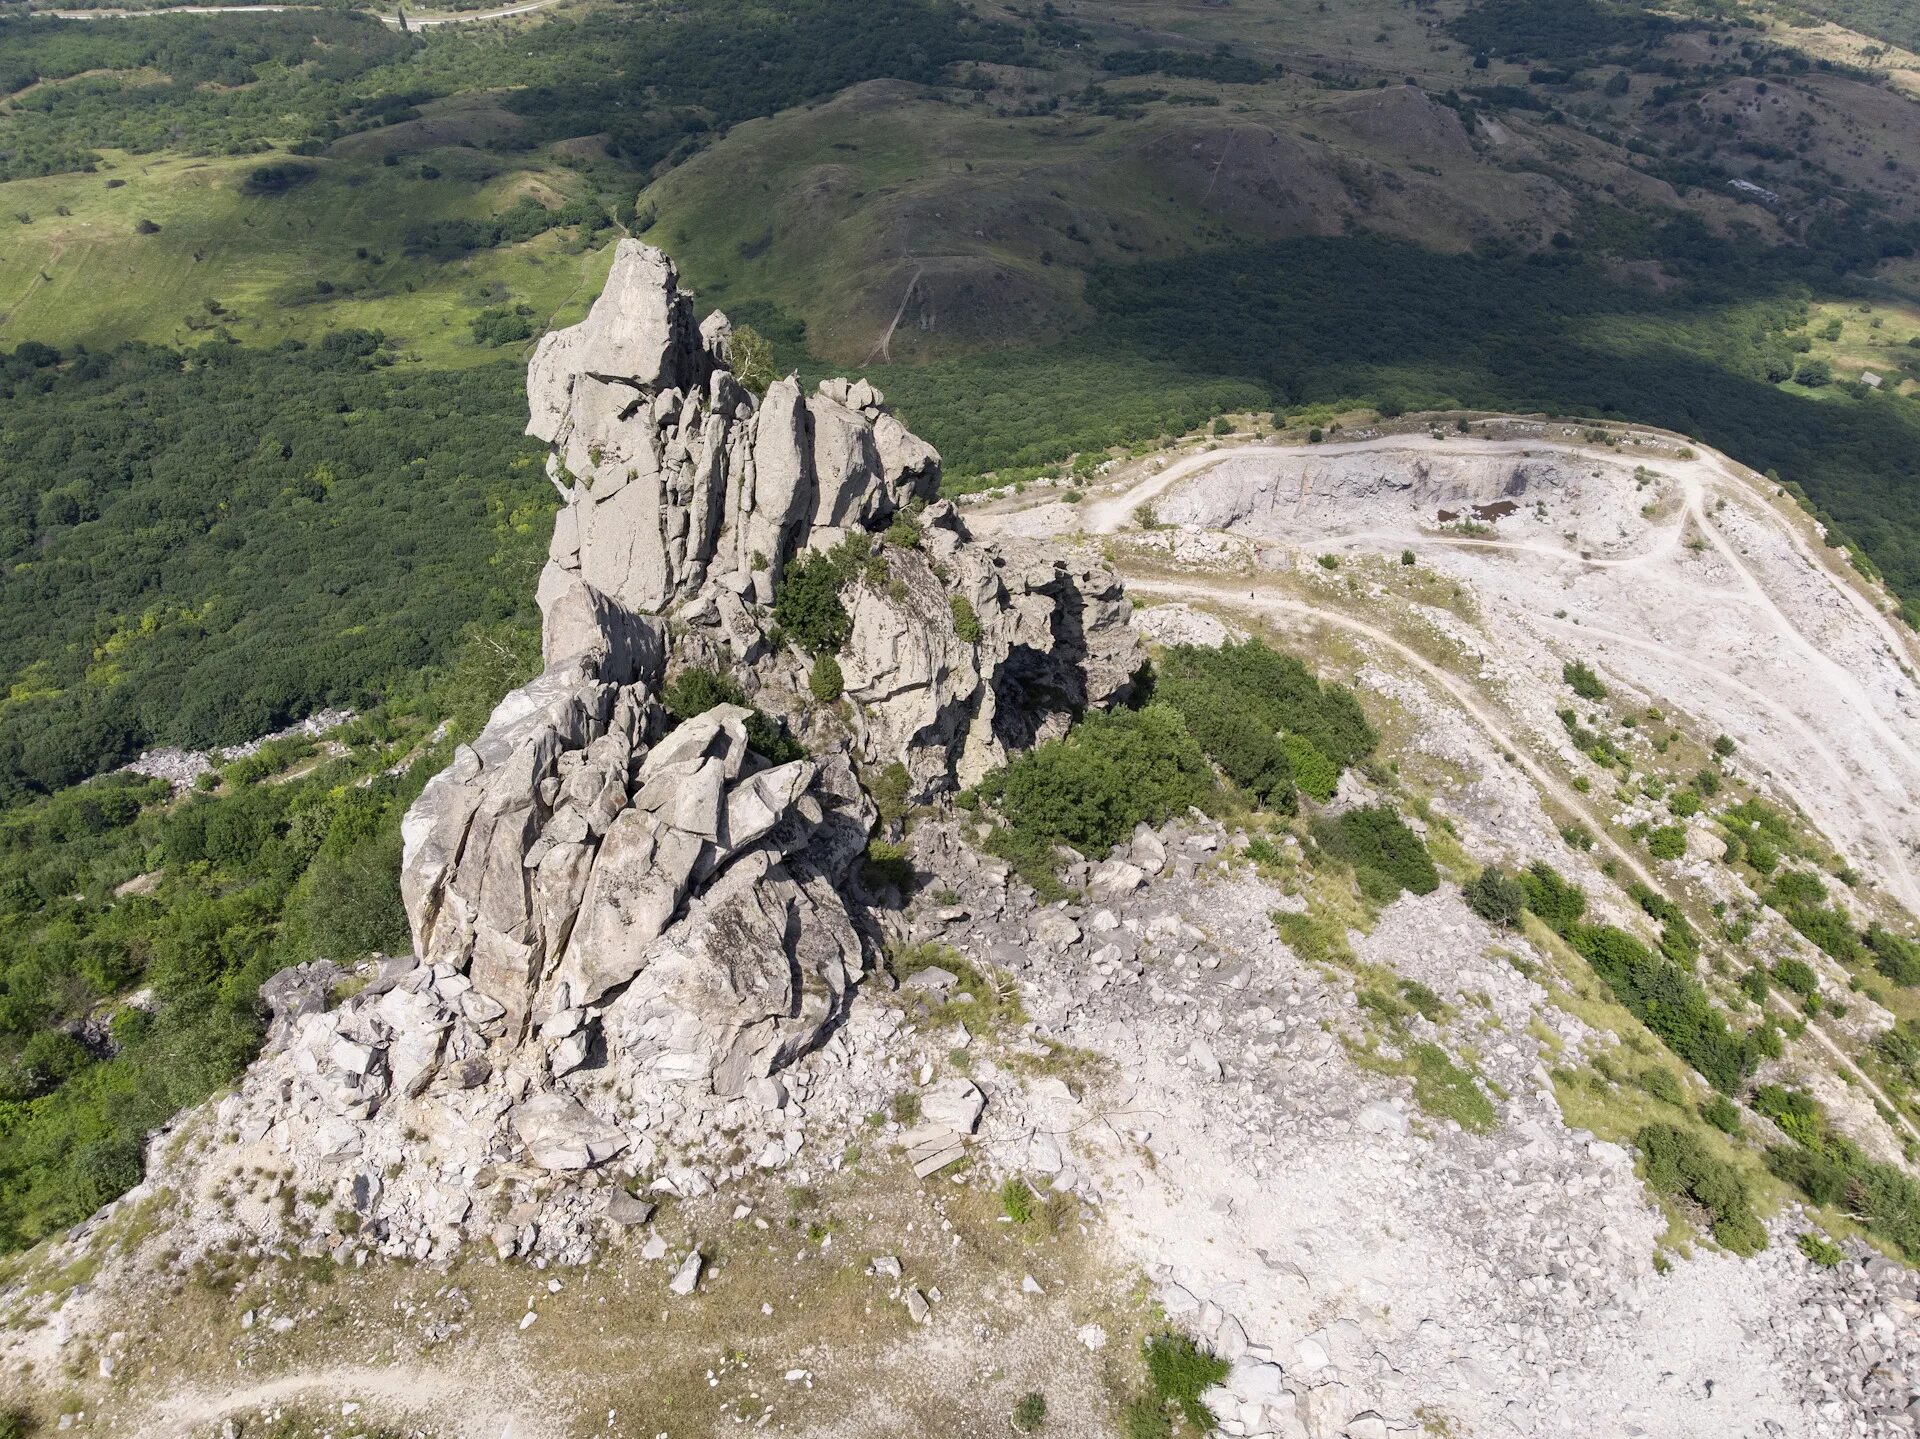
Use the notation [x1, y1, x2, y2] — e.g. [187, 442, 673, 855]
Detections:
[139, 1364, 539, 1438]
[1065, 432, 1920, 1147]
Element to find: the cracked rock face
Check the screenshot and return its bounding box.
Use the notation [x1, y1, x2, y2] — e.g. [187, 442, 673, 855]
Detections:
[209, 241, 1143, 1256]
[530, 241, 936, 616]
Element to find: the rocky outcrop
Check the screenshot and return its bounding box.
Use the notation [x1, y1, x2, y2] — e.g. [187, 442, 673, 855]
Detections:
[530, 242, 936, 617]
[209, 241, 1143, 1255]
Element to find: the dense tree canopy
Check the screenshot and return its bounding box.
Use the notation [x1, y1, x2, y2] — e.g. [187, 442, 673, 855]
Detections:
[0, 340, 548, 800]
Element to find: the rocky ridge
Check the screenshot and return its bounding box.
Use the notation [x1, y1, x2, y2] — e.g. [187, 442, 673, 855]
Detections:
[197, 241, 1142, 1263]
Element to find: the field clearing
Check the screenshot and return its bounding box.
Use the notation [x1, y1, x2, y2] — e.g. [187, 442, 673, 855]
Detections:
[0, 146, 614, 363]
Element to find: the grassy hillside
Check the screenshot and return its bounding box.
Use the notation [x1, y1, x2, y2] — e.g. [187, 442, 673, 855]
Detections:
[0, 145, 614, 363]
[3, 0, 1920, 673]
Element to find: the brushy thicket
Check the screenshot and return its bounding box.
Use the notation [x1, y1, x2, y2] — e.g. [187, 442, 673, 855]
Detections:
[1756, 1085, 1920, 1260]
[1636, 1122, 1768, 1255]
[966, 640, 1379, 890]
[1155, 641, 1377, 800]
[1503, 862, 1764, 1093]
[1310, 806, 1439, 903]
[0, 714, 456, 1250]
[971, 704, 1215, 862]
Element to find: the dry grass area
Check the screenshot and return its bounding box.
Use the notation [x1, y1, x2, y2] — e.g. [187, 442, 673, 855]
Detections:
[0, 1134, 1165, 1439]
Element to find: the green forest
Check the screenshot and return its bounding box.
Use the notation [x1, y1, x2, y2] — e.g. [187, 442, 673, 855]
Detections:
[0, 630, 541, 1250]
[0, 0, 1030, 180]
[0, 340, 547, 800]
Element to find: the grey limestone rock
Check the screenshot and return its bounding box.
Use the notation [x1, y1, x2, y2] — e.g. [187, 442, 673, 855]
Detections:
[208, 238, 1149, 1251]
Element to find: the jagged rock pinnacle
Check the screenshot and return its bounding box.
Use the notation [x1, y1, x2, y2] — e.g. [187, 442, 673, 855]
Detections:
[208, 242, 1144, 1257]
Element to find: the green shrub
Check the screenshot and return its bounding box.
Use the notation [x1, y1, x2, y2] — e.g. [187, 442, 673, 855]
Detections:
[1767, 870, 1827, 908]
[1165, 698, 1295, 809]
[1798, 1232, 1843, 1267]
[1143, 1333, 1229, 1433]
[743, 712, 807, 764]
[774, 536, 872, 655]
[1867, 926, 1920, 986]
[1563, 660, 1608, 700]
[1700, 1094, 1743, 1134]
[1760, 1088, 1920, 1259]
[662, 667, 803, 759]
[1873, 1020, 1920, 1086]
[1560, 822, 1595, 851]
[1753, 1084, 1825, 1145]
[1521, 867, 1754, 1090]
[1280, 734, 1339, 803]
[1646, 825, 1687, 860]
[1571, 922, 1757, 1093]
[1000, 1177, 1036, 1224]
[1636, 1122, 1767, 1256]
[1713, 735, 1737, 759]
[949, 595, 982, 644]
[1244, 835, 1284, 867]
[1780, 903, 1864, 964]
[1773, 958, 1819, 998]
[277, 824, 408, 966]
[1520, 862, 1587, 932]
[1158, 642, 1376, 771]
[728, 324, 777, 397]
[1012, 1393, 1047, 1432]
[1398, 979, 1446, 1022]
[1153, 639, 1372, 812]
[809, 653, 845, 703]
[1463, 868, 1526, 928]
[663, 665, 746, 718]
[884, 509, 924, 550]
[868, 761, 912, 828]
[969, 704, 1214, 858]
[1639, 1067, 1686, 1106]
[1310, 805, 1437, 902]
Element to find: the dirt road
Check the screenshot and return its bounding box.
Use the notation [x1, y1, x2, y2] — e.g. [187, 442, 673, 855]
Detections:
[1049, 428, 1920, 1145]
